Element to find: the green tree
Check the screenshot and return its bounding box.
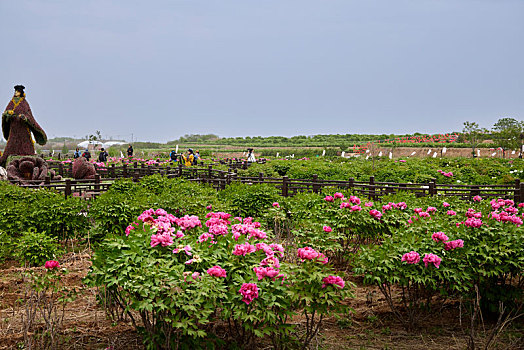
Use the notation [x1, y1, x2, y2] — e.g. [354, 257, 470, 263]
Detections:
[462, 121, 484, 158]
[492, 117, 524, 158]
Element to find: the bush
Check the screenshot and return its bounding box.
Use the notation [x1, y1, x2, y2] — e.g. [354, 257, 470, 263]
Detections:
[14, 229, 64, 267]
[86, 209, 351, 349]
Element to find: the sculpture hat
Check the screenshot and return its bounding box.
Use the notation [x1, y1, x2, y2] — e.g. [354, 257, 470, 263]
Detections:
[14, 85, 25, 93]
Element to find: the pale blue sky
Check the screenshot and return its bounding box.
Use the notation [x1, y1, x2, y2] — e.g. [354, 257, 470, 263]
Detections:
[1, 0, 522, 142]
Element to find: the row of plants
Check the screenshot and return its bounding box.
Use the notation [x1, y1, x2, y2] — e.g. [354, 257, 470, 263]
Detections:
[237, 157, 524, 185]
[1, 176, 523, 348]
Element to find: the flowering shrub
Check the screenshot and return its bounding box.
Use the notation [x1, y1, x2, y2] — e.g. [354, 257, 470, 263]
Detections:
[87, 208, 351, 349]
[356, 196, 524, 327]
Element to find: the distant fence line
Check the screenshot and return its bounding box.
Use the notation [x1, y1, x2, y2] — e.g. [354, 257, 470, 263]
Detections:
[8, 161, 523, 203]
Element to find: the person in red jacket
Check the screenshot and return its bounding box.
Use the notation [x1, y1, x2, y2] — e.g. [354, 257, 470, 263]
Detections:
[1, 85, 47, 166]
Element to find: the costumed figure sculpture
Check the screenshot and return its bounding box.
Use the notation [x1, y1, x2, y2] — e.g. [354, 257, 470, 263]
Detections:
[0, 85, 47, 167]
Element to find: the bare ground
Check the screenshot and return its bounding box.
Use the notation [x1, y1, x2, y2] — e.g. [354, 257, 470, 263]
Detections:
[1, 248, 523, 350]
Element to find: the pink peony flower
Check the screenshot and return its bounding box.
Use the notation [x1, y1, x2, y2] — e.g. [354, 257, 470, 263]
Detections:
[423, 253, 442, 268]
[432, 232, 449, 242]
[464, 217, 482, 228]
[297, 247, 319, 260]
[349, 195, 361, 204]
[473, 195, 482, 202]
[444, 239, 464, 251]
[233, 243, 257, 256]
[254, 266, 280, 280]
[447, 210, 457, 216]
[150, 232, 174, 247]
[442, 202, 450, 207]
[324, 195, 334, 202]
[334, 192, 344, 199]
[322, 275, 345, 289]
[365, 202, 373, 207]
[239, 283, 259, 305]
[44, 260, 60, 269]
[272, 202, 280, 208]
[401, 251, 420, 264]
[207, 266, 227, 278]
[206, 205, 213, 210]
[369, 209, 382, 220]
[323, 225, 332, 233]
[351, 205, 362, 211]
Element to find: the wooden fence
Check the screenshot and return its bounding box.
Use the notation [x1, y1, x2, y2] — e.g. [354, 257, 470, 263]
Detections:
[10, 162, 524, 203]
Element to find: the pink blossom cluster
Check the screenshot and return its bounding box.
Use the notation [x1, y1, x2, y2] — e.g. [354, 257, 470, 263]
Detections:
[464, 217, 483, 228]
[423, 253, 442, 268]
[437, 169, 453, 177]
[44, 260, 60, 269]
[444, 239, 464, 251]
[321, 275, 345, 289]
[442, 202, 450, 207]
[239, 283, 259, 305]
[324, 195, 334, 202]
[401, 251, 420, 264]
[297, 247, 328, 264]
[491, 198, 515, 210]
[125, 222, 139, 236]
[272, 202, 280, 208]
[253, 266, 280, 280]
[431, 231, 449, 242]
[473, 195, 482, 202]
[323, 225, 332, 233]
[490, 211, 523, 226]
[231, 220, 267, 240]
[207, 265, 227, 278]
[208, 224, 228, 236]
[233, 242, 257, 256]
[426, 206, 437, 213]
[466, 208, 482, 218]
[150, 232, 174, 247]
[447, 210, 457, 216]
[369, 209, 382, 220]
[334, 192, 344, 199]
[175, 215, 202, 231]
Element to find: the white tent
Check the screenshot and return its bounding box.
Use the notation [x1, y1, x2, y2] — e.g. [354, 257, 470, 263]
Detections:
[77, 140, 103, 149]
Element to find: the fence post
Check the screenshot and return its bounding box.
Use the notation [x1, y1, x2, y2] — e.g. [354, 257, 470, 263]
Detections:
[68, 162, 73, 177]
[520, 182, 524, 203]
[123, 163, 128, 178]
[429, 178, 436, 196]
[221, 172, 227, 190]
[147, 166, 152, 175]
[208, 165, 213, 183]
[369, 176, 376, 199]
[95, 174, 101, 192]
[470, 185, 480, 200]
[515, 179, 521, 203]
[65, 179, 71, 198]
[259, 172, 264, 184]
[178, 163, 183, 177]
[282, 176, 289, 197]
[312, 174, 320, 193]
[111, 164, 115, 178]
[133, 168, 139, 182]
[58, 162, 64, 177]
[45, 176, 51, 185]
[348, 177, 354, 190]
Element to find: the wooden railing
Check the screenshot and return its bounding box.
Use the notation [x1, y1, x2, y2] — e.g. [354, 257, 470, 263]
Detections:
[12, 162, 524, 203]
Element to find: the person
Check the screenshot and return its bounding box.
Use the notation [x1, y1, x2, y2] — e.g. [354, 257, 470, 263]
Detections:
[73, 147, 81, 159]
[181, 148, 195, 167]
[169, 149, 178, 162]
[82, 149, 91, 161]
[247, 148, 256, 163]
[127, 144, 133, 157]
[0, 85, 47, 166]
[98, 147, 108, 162]
[193, 150, 200, 165]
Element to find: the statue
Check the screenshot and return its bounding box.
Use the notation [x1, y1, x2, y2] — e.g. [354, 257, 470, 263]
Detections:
[0, 85, 47, 167]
